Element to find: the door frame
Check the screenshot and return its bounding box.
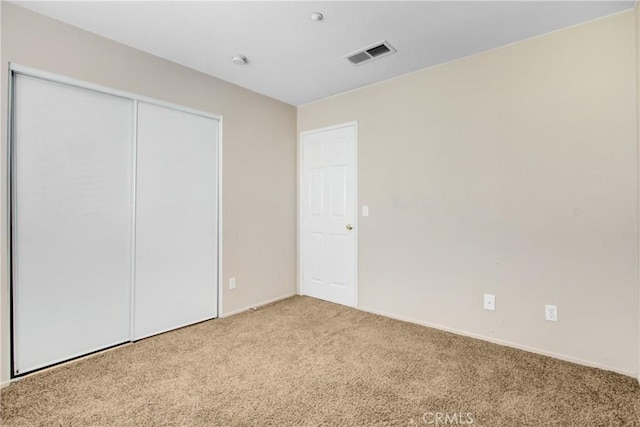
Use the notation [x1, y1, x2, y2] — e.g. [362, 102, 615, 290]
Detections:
[6, 63, 224, 378]
[297, 121, 358, 308]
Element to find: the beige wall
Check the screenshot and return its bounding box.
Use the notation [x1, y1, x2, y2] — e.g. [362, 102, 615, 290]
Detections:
[636, 3, 640, 383]
[299, 11, 640, 376]
[0, 3, 297, 384]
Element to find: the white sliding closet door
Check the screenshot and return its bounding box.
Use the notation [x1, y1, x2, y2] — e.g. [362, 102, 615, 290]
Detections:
[13, 75, 134, 375]
[134, 102, 219, 340]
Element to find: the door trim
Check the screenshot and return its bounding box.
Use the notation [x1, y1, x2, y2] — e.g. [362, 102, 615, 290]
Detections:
[297, 121, 358, 308]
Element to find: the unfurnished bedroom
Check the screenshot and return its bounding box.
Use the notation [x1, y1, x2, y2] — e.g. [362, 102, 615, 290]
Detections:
[0, 1, 639, 426]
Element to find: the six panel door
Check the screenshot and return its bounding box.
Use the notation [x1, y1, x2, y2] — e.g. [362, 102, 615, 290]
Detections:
[300, 124, 357, 307]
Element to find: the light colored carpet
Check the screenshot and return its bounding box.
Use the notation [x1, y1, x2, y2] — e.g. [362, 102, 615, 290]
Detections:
[1, 296, 639, 426]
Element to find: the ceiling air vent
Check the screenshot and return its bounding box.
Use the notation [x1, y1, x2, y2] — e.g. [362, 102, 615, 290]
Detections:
[345, 40, 396, 66]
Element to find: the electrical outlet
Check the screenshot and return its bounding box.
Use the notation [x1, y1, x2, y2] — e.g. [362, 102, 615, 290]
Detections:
[483, 294, 495, 311]
[229, 277, 236, 290]
[545, 304, 558, 322]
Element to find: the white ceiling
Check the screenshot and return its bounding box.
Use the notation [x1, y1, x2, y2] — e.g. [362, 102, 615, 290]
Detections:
[14, 1, 637, 106]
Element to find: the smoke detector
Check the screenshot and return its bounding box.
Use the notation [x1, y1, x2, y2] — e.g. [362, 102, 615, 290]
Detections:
[231, 55, 248, 65]
[344, 41, 396, 65]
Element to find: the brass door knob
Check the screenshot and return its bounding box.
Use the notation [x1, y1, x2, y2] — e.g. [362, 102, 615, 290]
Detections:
[346, 224, 353, 230]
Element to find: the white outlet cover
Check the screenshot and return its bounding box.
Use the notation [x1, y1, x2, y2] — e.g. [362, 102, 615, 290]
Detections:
[483, 294, 495, 311]
[545, 304, 558, 321]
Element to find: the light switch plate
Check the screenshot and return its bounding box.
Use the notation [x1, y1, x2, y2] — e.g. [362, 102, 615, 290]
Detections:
[362, 205, 369, 217]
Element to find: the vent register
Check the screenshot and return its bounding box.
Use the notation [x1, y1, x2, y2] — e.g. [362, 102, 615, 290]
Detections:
[345, 41, 396, 65]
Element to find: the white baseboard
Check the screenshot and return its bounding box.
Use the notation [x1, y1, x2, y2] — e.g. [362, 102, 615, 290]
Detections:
[1, 379, 12, 389]
[221, 293, 296, 318]
[358, 305, 637, 379]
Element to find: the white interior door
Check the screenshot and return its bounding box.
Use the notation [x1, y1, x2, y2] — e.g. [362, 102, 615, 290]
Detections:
[12, 75, 134, 375]
[134, 102, 219, 340]
[300, 123, 357, 307]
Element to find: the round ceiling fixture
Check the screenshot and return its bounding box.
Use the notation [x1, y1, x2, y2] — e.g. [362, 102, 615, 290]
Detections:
[310, 12, 323, 21]
[231, 55, 248, 65]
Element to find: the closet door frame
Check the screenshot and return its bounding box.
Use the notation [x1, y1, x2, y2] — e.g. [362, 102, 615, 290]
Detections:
[7, 63, 224, 378]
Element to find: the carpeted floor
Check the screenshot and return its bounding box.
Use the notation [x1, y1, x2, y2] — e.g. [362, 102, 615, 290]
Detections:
[1, 296, 639, 426]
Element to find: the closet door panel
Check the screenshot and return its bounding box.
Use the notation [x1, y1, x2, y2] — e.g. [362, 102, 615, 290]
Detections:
[13, 75, 134, 374]
[134, 102, 218, 339]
